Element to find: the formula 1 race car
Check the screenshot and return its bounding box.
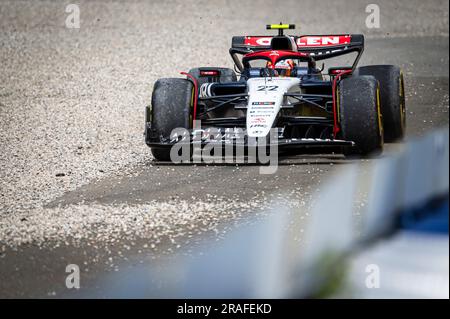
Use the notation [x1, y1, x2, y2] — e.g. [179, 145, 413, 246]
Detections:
[145, 24, 406, 161]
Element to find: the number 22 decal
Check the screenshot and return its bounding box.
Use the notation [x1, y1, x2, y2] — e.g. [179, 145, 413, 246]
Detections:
[257, 85, 279, 91]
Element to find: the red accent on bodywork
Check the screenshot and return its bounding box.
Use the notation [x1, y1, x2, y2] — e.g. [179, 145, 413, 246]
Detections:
[200, 70, 220, 76]
[296, 35, 351, 47]
[241, 35, 352, 48]
[329, 69, 351, 75]
[243, 50, 309, 68]
[332, 70, 353, 138]
[180, 72, 198, 127]
[244, 36, 274, 46]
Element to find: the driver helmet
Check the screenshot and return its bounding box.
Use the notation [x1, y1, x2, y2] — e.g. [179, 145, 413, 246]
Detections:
[273, 59, 295, 77]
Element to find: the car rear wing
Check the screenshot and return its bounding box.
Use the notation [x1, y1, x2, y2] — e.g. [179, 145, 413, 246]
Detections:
[230, 34, 364, 71]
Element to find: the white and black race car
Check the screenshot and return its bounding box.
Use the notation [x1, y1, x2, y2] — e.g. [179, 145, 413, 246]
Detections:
[145, 24, 405, 161]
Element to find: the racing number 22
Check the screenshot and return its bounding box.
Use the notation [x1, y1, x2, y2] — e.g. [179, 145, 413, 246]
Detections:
[257, 85, 279, 91]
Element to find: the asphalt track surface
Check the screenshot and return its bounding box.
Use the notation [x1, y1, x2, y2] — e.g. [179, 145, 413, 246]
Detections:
[0, 0, 448, 297]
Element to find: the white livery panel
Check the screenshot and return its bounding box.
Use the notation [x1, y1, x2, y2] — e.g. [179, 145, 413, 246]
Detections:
[246, 77, 300, 137]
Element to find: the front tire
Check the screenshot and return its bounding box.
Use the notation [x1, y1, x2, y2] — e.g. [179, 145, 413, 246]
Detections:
[338, 75, 384, 156]
[149, 78, 193, 161]
[354, 65, 406, 142]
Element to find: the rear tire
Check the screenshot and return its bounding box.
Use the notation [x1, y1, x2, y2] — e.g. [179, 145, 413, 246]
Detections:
[338, 75, 384, 157]
[354, 65, 406, 142]
[149, 78, 193, 161]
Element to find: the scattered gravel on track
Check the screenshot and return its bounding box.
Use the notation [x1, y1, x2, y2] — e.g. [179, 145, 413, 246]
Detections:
[0, 0, 448, 249]
[0, 195, 312, 249]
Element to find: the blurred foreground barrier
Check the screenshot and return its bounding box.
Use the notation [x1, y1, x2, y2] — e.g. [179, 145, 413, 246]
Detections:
[363, 128, 449, 240]
[181, 128, 449, 298]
